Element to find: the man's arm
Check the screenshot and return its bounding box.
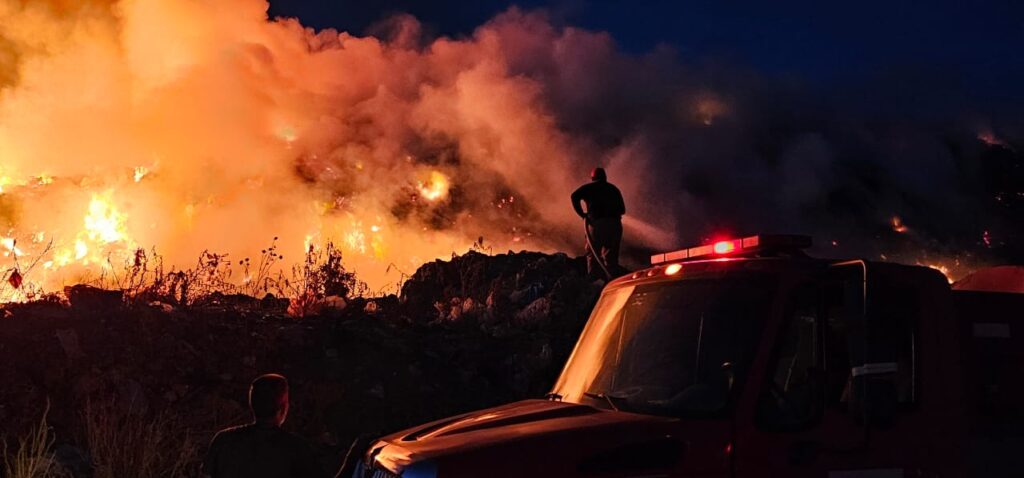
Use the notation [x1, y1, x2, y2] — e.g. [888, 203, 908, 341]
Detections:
[570, 185, 588, 218]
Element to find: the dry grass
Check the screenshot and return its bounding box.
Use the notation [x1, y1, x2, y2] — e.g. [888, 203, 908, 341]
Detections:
[1, 235, 382, 310]
[83, 402, 198, 478]
[2, 404, 68, 478]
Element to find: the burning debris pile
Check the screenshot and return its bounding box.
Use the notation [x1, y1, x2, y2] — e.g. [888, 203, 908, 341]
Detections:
[0, 250, 599, 476]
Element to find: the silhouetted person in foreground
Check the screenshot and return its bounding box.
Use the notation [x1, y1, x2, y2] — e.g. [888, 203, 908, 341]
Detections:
[203, 374, 327, 478]
[571, 167, 626, 277]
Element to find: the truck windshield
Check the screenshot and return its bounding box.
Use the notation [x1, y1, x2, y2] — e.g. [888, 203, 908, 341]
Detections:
[552, 276, 775, 418]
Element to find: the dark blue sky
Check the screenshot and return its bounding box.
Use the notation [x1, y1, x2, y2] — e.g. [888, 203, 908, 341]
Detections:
[267, 0, 1023, 96]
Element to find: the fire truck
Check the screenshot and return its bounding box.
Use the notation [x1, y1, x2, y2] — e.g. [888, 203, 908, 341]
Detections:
[352, 235, 1024, 477]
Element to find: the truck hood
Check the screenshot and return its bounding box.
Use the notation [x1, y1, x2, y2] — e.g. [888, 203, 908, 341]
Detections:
[368, 399, 684, 475]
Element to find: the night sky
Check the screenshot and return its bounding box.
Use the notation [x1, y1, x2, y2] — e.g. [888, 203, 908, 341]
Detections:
[268, 0, 1024, 99]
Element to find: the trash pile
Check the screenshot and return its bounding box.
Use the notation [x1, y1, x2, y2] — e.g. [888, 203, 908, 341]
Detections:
[0, 250, 601, 476]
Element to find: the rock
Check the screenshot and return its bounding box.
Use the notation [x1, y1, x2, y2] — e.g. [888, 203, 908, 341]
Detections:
[64, 285, 123, 313]
[514, 297, 552, 327]
[324, 295, 347, 310]
[460, 297, 479, 315]
[148, 301, 175, 313]
[261, 293, 289, 310]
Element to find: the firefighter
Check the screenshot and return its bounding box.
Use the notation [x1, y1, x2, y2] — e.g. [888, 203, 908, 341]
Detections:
[571, 167, 626, 277]
[203, 374, 328, 478]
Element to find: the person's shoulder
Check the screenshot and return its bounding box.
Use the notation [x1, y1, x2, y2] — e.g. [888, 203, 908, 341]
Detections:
[211, 424, 255, 443]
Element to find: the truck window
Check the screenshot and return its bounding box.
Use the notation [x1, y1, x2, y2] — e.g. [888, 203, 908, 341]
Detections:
[824, 283, 854, 410]
[756, 285, 822, 430]
[551, 277, 776, 418]
[756, 269, 920, 432]
[862, 283, 918, 407]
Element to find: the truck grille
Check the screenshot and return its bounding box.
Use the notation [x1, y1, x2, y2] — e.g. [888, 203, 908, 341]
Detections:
[352, 460, 401, 478]
[369, 470, 399, 478]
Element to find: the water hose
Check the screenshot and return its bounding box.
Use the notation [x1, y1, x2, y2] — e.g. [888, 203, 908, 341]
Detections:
[584, 217, 613, 279]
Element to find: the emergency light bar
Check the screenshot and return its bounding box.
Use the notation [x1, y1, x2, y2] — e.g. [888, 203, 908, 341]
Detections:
[650, 234, 812, 265]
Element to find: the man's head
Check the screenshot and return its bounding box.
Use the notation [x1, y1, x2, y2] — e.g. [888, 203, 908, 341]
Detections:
[590, 167, 607, 182]
[249, 373, 289, 426]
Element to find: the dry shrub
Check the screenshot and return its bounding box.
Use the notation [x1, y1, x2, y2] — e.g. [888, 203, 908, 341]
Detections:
[2, 404, 68, 478]
[84, 402, 197, 478]
[279, 241, 363, 318]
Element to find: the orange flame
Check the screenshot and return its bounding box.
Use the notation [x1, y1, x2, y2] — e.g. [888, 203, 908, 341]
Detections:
[891, 216, 909, 233]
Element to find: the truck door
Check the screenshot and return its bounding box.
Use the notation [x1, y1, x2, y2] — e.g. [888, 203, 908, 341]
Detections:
[734, 262, 923, 477]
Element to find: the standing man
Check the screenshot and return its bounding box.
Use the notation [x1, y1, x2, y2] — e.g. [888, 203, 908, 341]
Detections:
[203, 374, 328, 478]
[571, 167, 626, 278]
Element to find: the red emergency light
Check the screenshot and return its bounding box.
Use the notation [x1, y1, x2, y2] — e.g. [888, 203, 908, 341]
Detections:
[713, 240, 738, 254]
[650, 234, 812, 265]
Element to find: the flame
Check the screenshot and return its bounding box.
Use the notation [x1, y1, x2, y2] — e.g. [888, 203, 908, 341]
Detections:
[417, 171, 450, 202]
[891, 216, 909, 233]
[345, 225, 367, 255]
[0, 0, 593, 297]
[1, 237, 24, 257]
[923, 263, 954, 284]
[84, 192, 128, 244]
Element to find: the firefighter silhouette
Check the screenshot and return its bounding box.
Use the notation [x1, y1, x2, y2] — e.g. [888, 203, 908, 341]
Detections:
[571, 167, 625, 277]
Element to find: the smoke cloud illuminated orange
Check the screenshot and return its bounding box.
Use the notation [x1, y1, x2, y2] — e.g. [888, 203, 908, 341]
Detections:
[0, 0, 636, 294]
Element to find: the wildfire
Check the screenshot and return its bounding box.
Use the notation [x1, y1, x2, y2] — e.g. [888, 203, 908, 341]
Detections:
[84, 192, 128, 244]
[978, 130, 1007, 148]
[418, 171, 450, 202]
[891, 216, 909, 233]
[1, 238, 24, 257]
[0, 0, 599, 297]
[926, 264, 953, 283]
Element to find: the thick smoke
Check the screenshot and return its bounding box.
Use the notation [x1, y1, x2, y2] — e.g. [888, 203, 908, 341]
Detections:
[0, 0, 1019, 293]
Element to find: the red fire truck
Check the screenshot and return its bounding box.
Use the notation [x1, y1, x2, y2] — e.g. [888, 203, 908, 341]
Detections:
[352, 235, 1024, 478]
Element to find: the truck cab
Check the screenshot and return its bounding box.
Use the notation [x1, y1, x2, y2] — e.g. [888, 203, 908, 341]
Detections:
[354, 235, 990, 478]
